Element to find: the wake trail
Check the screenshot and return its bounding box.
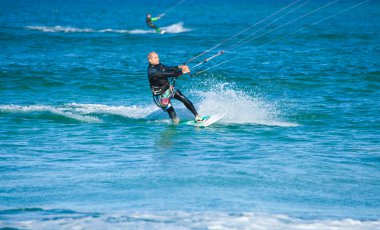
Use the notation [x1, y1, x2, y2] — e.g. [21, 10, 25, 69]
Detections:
[25, 22, 191, 34]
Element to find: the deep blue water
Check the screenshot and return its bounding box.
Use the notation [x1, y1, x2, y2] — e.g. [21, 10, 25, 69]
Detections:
[1, 0, 380, 229]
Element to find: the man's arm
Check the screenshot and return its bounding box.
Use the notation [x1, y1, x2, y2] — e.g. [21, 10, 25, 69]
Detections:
[150, 64, 190, 79]
[152, 64, 182, 78]
[163, 65, 180, 72]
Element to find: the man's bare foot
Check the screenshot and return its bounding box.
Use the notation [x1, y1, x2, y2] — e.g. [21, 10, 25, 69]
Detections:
[195, 115, 203, 122]
[173, 117, 179, 124]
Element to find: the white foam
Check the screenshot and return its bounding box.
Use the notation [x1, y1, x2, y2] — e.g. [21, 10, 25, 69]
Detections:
[67, 103, 157, 119]
[194, 82, 299, 127]
[0, 105, 101, 123]
[4, 212, 380, 230]
[26, 25, 94, 33]
[25, 22, 191, 34]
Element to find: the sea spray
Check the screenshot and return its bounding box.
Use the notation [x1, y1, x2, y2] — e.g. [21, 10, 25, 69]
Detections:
[190, 78, 299, 127]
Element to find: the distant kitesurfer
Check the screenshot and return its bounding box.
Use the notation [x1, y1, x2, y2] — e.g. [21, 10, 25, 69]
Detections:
[147, 52, 203, 124]
[146, 14, 164, 34]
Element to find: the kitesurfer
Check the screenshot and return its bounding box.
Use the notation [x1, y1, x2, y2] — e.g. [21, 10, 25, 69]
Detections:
[147, 52, 203, 124]
[146, 14, 164, 34]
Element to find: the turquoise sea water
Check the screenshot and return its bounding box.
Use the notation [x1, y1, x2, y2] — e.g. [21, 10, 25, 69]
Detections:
[1, 0, 380, 229]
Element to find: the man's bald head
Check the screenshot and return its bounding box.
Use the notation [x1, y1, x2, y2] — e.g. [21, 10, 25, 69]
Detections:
[147, 52, 157, 59]
[148, 52, 159, 65]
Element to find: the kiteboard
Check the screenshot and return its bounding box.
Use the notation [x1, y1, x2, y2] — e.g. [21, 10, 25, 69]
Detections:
[184, 112, 226, 127]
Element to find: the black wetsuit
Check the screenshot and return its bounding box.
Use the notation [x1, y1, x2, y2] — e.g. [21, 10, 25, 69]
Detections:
[146, 16, 161, 33]
[147, 63, 198, 120]
[146, 17, 158, 30]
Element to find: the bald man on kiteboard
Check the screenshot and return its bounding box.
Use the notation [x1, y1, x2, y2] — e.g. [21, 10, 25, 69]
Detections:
[147, 52, 203, 124]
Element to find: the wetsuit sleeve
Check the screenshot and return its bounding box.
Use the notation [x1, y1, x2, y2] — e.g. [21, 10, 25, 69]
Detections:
[151, 17, 159, 21]
[164, 65, 181, 72]
[154, 64, 182, 78]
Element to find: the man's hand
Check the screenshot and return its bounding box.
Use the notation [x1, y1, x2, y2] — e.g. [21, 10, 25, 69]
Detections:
[178, 65, 190, 74]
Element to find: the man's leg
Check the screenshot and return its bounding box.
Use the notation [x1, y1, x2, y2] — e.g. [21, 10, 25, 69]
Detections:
[173, 89, 199, 117]
[155, 28, 162, 33]
[152, 25, 162, 33]
[166, 106, 179, 124]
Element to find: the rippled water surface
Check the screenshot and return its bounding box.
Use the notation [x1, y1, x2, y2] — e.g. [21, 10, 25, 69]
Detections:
[1, 0, 380, 229]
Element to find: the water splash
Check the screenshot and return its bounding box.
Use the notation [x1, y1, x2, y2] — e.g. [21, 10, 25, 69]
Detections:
[192, 80, 299, 127]
[161, 22, 192, 33]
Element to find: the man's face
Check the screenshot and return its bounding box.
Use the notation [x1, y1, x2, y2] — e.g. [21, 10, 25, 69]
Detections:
[148, 53, 160, 65]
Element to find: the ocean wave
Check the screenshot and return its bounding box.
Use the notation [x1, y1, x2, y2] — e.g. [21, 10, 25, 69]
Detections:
[25, 22, 191, 34]
[1, 208, 379, 230]
[0, 84, 299, 127]
[0, 105, 101, 123]
[67, 103, 157, 119]
[0, 80, 300, 127]
[0, 103, 160, 123]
